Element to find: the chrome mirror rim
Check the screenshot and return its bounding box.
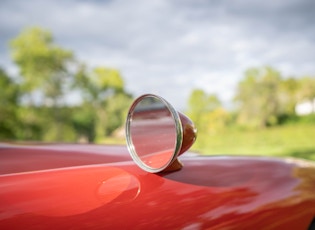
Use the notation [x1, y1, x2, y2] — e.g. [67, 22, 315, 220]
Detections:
[125, 94, 183, 173]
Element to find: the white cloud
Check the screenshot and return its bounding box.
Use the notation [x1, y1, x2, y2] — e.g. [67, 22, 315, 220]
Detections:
[0, 0, 315, 110]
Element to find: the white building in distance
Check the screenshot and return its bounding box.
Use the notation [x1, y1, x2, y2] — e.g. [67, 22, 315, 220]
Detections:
[295, 99, 315, 115]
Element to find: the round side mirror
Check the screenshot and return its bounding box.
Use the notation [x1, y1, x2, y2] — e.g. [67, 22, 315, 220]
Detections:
[125, 94, 197, 173]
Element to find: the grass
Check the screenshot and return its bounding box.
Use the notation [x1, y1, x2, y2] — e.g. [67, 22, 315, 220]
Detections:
[101, 123, 315, 161]
[192, 124, 315, 161]
[99, 136, 126, 145]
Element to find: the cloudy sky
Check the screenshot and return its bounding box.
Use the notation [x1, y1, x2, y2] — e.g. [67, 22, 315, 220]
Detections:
[1, 0, 315, 109]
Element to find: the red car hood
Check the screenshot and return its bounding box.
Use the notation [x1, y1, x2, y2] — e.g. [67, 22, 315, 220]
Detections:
[1, 144, 315, 229]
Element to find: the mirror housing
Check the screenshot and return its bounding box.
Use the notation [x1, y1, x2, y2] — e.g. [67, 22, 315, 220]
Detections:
[125, 94, 197, 173]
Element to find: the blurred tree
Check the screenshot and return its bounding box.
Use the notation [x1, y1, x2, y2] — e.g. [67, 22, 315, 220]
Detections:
[104, 92, 132, 137]
[74, 65, 132, 141]
[0, 68, 19, 139]
[187, 89, 228, 134]
[9, 27, 75, 141]
[16, 107, 43, 140]
[234, 66, 282, 128]
[279, 77, 300, 115]
[297, 76, 315, 110]
[3, 26, 133, 143]
[188, 89, 221, 114]
[10, 27, 73, 106]
[71, 104, 96, 143]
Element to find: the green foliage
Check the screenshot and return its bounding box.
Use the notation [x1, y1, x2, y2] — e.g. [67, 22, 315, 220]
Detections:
[187, 89, 221, 114]
[187, 67, 315, 161]
[75, 65, 125, 102]
[278, 113, 315, 125]
[73, 65, 132, 141]
[103, 92, 133, 136]
[279, 78, 299, 114]
[71, 104, 96, 143]
[93, 67, 124, 92]
[187, 89, 230, 134]
[10, 27, 73, 104]
[15, 107, 43, 140]
[234, 66, 284, 128]
[0, 68, 19, 139]
[233, 67, 315, 129]
[9, 27, 76, 141]
[0, 26, 133, 142]
[14, 106, 78, 142]
[297, 77, 315, 107]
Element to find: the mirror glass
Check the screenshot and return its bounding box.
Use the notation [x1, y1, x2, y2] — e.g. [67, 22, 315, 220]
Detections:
[126, 94, 182, 173]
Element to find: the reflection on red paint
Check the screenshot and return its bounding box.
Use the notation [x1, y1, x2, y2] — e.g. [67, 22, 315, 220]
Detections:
[0, 167, 140, 217]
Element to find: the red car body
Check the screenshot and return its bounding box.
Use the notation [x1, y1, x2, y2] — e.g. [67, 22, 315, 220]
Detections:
[1, 143, 315, 229]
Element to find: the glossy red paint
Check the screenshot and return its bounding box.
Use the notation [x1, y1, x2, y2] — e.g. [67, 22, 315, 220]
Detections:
[1, 144, 315, 229]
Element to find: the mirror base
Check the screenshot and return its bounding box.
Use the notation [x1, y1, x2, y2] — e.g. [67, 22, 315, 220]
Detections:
[163, 158, 183, 172]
